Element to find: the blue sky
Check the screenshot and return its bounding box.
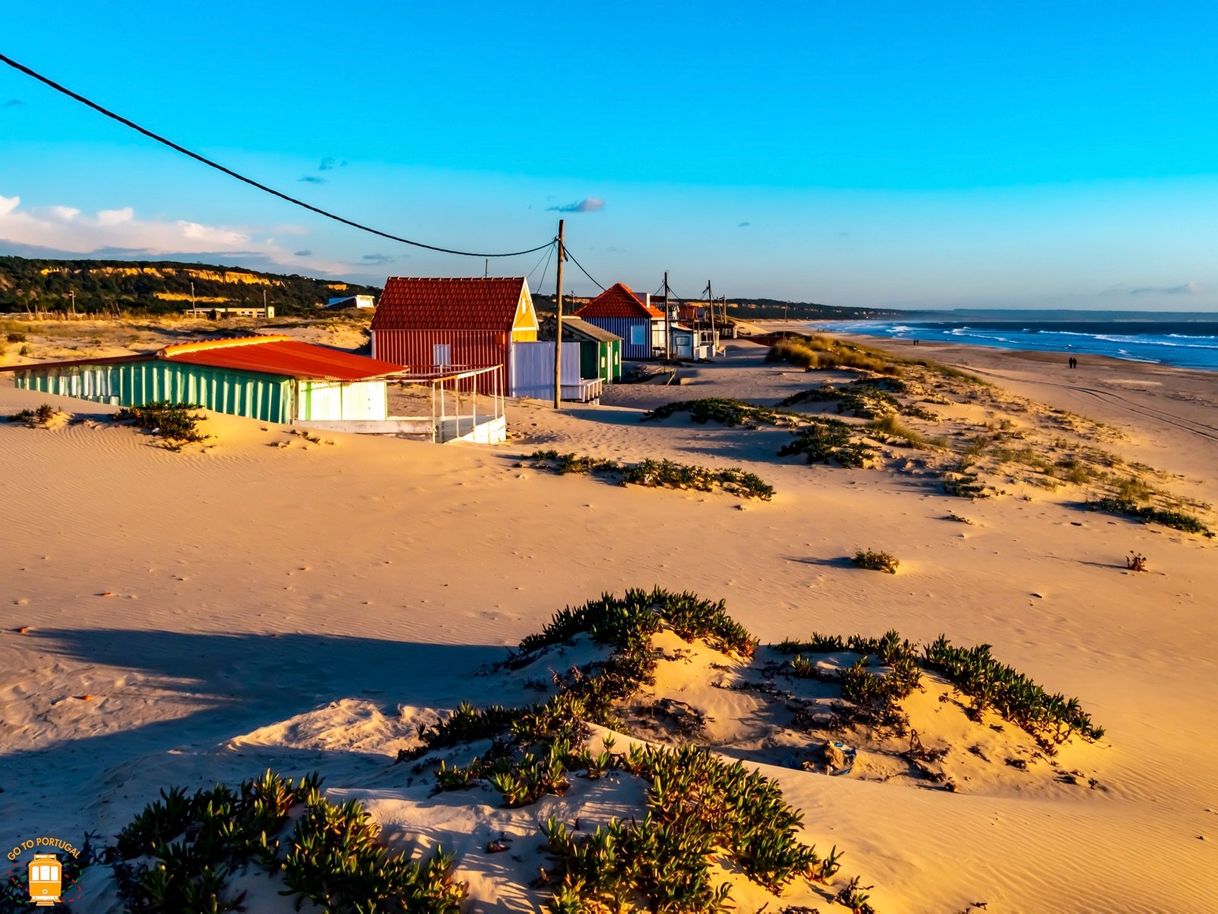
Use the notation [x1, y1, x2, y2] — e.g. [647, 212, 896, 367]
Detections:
[2, 1, 1217, 309]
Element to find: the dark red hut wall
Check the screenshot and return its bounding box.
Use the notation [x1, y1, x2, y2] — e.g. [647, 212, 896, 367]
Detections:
[372, 329, 509, 393]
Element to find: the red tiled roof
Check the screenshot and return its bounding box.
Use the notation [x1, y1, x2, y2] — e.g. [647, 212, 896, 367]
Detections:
[576, 282, 663, 319]
[372, 277, 529, 331]
[161, 336, 404, 381]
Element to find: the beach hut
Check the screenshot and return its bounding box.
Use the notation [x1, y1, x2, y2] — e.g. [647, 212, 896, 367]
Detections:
[2, 336, 404, 424]
[575, 282, 664, 360]
[507, 340, 602, 401]
[669, 324, 714, 361]
[539, 315, 623, 383]
[370, 277, 538, 393]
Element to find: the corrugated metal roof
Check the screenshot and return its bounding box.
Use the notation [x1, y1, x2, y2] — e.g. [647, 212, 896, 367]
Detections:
[538, 316, 622, 343]
[0, 353, 153, 373]
[161, 336, 405, 381]
[372, 277, 530, 331]
[576, 282, 663, 319]
[1, 338, 402, 383]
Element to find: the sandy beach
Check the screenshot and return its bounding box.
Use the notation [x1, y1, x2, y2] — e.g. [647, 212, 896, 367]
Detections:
[1, 326, 1215, 912]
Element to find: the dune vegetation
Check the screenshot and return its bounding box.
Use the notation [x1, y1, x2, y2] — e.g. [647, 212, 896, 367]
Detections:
[527, 449, 776, 500]
[101, 586, 1107, 911]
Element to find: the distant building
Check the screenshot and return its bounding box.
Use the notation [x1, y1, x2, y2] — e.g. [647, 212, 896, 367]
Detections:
[326, 294, 376, 310]
[575, 282, 665, 359]
[370, 276, 538, 394]
[2, 336, 403, 424]
[677, 301, 705, 324]
[185, 305, 275, 319]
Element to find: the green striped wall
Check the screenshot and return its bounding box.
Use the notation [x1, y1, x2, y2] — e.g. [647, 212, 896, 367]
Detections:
[15, 360, 292, 424]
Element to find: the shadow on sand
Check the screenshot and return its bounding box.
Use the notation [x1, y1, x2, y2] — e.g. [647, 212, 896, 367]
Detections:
[0, 630, 502, 841]
[784, 554, 859, 569]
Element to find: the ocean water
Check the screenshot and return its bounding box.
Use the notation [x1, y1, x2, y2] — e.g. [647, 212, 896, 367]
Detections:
[818, 315, 1218, 372]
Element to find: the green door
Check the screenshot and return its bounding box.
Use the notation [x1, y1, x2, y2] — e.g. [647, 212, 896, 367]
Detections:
[579, 340, 599, 380]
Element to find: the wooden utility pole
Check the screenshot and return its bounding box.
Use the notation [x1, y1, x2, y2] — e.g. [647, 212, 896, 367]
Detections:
[706, 280, 716, 351]
[663, 271, 671, 360]
[553, 219, 566, 409]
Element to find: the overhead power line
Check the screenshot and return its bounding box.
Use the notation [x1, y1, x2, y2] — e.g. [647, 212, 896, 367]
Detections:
[0, 52, 554, 259]
[524, 243, 550, 285]
[562, 246, 606, 292]
[526, 241, 555, 291]
[663, 282, 691, 305]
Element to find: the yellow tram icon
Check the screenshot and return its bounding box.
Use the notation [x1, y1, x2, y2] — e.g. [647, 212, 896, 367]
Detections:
[27, 853, 63, 906]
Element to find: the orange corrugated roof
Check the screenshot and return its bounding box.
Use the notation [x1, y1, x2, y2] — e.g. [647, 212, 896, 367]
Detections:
[161, 335, 293, 357]
[372, 277, 529, 331]
[576, 282, 663, 319]
[160, 337, 404, 381]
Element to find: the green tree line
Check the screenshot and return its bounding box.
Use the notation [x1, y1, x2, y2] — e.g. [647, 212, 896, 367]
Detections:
[0, 256, 382, 317]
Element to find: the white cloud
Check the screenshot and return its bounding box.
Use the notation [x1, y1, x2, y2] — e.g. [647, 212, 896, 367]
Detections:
[547, 196, 605, 213]
[179, 220, 247, 247]
[96, 207, 134, 227]
[0, 194, 347, 274]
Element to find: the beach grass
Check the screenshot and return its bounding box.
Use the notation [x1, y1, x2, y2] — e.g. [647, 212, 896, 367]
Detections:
[776, 626, 1103, 745]
[8, 403, 59, 428]
[1088, 496, 1213, 536]
[112, 401, 208, 449]
[764, 333, 987, 386]
[527, 449, 776, 500]
[643, 397, 803, 427]
[777, 419, 876, 467]
[113, 770, 463, 913]
[868, 413, 934, 448]
[852, 549, 900, 573]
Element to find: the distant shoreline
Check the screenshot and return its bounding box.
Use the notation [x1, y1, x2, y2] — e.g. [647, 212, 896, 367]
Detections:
[747, 317, 1218, 373]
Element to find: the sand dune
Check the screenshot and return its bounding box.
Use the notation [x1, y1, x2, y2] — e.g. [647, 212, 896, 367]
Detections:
[1, 337, 1215, 912]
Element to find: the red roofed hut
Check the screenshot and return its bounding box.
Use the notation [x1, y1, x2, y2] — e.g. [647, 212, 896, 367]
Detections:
[2, 336, 404, 423]
[371, 277, 538, 393]
[574, 282, 665, 359]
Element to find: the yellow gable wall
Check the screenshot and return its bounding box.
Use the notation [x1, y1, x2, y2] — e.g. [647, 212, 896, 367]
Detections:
[511, 285, 539, 342]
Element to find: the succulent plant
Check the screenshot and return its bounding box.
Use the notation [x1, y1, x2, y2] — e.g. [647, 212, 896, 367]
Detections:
[111, 770, 463, 913]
